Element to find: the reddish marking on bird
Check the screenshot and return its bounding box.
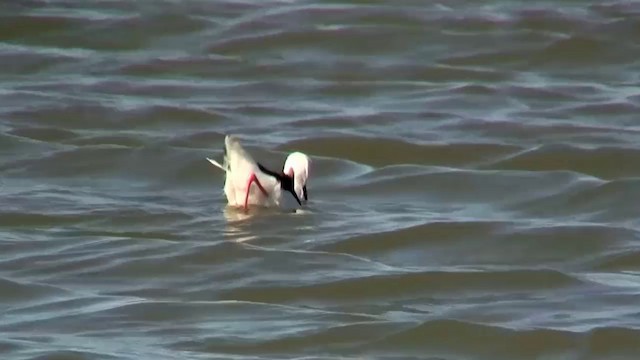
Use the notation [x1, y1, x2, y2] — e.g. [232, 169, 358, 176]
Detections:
[244, 173, 269, 211]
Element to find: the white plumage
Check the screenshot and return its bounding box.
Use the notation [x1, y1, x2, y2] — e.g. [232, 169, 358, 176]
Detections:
[207, 135, 310, 211]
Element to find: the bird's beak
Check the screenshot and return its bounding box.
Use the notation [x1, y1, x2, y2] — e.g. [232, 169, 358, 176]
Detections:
[289, 188, 302, 206]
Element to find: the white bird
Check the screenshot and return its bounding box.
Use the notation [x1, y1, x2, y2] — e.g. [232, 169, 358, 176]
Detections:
[207, 135, 309, 211]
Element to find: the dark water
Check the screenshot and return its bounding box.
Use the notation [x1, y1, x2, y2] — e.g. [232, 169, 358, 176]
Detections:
[2, 1, 640, 359]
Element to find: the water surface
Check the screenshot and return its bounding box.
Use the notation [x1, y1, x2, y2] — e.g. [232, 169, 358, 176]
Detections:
[2, 1, 640, 359]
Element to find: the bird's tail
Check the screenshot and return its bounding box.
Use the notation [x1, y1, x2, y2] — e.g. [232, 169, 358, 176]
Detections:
[208, 135, 234, 172]
[206, 157, 228, 172]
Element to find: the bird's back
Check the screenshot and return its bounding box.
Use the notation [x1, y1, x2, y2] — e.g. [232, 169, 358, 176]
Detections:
[225, 135, 258, 174]
[224, 135, 279, 207]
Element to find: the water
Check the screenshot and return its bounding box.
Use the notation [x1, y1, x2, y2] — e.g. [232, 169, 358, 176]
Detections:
[2, 1, 640, 359]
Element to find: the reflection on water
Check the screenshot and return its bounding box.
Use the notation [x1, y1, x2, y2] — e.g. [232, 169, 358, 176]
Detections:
[222, 206, 259, 243]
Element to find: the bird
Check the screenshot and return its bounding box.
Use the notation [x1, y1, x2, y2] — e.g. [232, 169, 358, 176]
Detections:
[206, 135, 310, 211]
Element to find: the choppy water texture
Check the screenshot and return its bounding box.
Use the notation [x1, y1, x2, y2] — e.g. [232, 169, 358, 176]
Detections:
[2, 0, 640, 359]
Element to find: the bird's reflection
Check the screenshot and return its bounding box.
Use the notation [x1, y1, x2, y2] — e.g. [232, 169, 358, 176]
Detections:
[222, 203, 314, 243]
[222, 206, 258, 243]
[221, 205, 284, 242]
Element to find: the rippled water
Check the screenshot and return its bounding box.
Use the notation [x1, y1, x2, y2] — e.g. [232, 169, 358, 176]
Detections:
[2, 1, 640, 359]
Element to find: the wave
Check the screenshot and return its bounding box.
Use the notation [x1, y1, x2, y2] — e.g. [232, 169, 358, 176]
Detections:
[7, 100, 225, 131]
[280, 136, 519, 168]
[218, 268, 580, 303]
[316, 220, 509, 254]
[0, 277, 67, 303]
[484, 144, 640, 179]
[511, 178, 640, 222]
[366, 319, 640, 358]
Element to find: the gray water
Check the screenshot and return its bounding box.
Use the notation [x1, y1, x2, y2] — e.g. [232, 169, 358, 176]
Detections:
[2, 1, 640, 359]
